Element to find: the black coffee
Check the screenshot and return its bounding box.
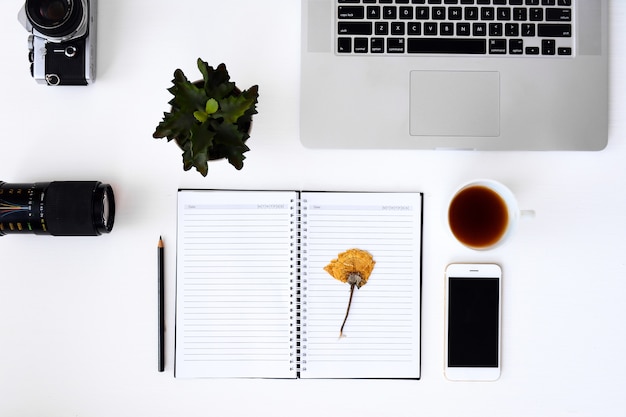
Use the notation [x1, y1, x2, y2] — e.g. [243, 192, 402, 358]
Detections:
[448, 185, 509, 249]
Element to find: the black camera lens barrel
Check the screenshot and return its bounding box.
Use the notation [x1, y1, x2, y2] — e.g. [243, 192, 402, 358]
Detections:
[0, 181, 114, 236]
[26, 0, 84, 38]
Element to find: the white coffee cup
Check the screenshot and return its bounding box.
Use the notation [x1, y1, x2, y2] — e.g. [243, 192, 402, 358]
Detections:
[448, 179, 534, 250]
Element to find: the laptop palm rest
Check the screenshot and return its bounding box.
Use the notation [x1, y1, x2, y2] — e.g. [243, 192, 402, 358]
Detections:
[409, 71, 500, 137]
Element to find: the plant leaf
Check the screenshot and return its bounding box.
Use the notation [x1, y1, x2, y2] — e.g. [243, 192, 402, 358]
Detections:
[193, 110, 209, 123]
[217, 88, 258, 124]
[153, 111, 195, 141]
[190, 124, 216, 154]
[170, 69, 208, 113]
[205, 98, 219, 114]
[213, 123, 249, 170]
[188, 123, 216, 176]
[192, 150, 209, 177]
[181, 143, 193, 171]
[197, 59, 234, 99]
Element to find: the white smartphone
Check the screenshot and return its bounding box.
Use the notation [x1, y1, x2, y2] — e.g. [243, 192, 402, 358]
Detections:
[444, 263, 502, 381]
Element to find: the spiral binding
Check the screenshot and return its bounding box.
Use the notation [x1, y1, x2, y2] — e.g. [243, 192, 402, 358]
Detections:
[289, 195, 303, 376]
[300, 198, 308, 374]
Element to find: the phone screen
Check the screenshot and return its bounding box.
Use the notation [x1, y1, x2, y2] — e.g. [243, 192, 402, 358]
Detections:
[447, 277, 500, 368]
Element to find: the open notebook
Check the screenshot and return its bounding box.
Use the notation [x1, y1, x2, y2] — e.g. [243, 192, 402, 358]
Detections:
[175, 190, 423, 379]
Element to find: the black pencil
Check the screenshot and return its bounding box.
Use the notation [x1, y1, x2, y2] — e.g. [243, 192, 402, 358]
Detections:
[158, 236, 165, 372]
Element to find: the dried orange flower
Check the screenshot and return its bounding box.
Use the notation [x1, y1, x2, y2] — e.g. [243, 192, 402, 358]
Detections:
[324, 248, 375, 337]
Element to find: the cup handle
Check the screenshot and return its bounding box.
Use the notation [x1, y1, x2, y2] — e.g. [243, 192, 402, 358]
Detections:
[520, 209, 536, 219]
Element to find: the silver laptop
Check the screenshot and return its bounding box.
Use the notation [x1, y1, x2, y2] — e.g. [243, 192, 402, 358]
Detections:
[300, 0, 609, 151]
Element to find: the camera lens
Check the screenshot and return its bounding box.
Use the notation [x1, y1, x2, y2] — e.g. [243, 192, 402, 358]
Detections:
[39, 0, 68, 22]
[0, 181, 115, 236]
[26, 0, 84, 38]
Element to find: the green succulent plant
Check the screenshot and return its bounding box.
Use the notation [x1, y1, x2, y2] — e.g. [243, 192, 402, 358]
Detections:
[153, 58, 259, 176]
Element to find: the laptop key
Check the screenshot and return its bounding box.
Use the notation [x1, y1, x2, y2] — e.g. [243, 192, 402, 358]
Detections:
[505, 23, 519, 36]
[383, 6, 397, 19]
[338, 38, 352, 53]
[408, 22, 422, 35]
[416, 7, 429, 19]
[338, 22, 373, 35]
[354, 38, 369, 53]
[529, 8, 543, 21]
[424, 22, 438, 35]
[513, 8, 527, 21]
[489, 23, 503, 37]
[526, 46, 540, 54]
[441, 23, 454, 36]
[392, 22, 406, 35]
[546, 8, 572, 22]
[457, 22, 471, 35]
[407, 38, 486, 54]
[338, 6, 365, 19]
[521, 23, 536, 36]
[371, 38, 385, 53]
[366, 6, 381, 19]
[400, 6, 414, 19]
[387, 38, 406, 53]
[542, 39, 556, 55]
[489, 39, 507, 54]
[375, 22, 389, 35]
[538, 24, 571, 37]
[557, 47, 572, 55]
[509, 39, 524, 54]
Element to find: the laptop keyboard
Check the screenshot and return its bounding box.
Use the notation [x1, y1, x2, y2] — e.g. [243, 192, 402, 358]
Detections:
[336, 0, 574, 56]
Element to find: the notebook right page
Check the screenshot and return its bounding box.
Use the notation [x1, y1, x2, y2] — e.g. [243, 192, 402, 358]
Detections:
[300, 192, 422, 379]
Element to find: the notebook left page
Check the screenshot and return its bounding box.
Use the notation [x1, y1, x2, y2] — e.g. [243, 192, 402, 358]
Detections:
[175, 190, 299, 378]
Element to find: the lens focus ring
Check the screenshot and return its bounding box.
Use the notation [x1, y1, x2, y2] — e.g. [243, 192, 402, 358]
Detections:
[44, 181, 111, 236]
[26, 0, 85, 39]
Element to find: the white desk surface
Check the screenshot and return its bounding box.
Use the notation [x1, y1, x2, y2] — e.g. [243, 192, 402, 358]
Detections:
[1, 1, 625, 416]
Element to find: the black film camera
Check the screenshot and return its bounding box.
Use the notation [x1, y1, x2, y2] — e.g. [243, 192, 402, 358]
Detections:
[18, 0, 96, 86]
[0, 181, 114, 236]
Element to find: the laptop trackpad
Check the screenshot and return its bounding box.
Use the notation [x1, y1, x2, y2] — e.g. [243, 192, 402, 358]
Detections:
[409, 71, 500, 137]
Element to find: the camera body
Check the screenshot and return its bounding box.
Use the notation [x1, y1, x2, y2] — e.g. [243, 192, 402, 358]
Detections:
[18, 0, 96, 86]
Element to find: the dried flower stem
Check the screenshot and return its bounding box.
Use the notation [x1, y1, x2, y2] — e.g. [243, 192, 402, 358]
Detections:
[339, 273, 362, 337]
